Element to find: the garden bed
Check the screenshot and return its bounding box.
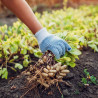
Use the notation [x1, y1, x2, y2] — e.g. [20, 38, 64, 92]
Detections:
[0, 5, 98, 98]
[0, 48, 98, 98]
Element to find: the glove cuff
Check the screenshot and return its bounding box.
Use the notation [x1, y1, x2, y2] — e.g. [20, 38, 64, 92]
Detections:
[35, 28, 51, 44]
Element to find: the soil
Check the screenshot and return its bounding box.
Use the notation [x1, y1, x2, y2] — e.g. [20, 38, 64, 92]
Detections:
[0, 17, 17, 26]
[0, 48, 98, 98]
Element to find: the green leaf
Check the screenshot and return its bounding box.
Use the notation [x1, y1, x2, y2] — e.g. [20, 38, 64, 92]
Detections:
[3, 49, 10, 55]
[95, 42, 98, 45]
[0, 69, 2, 76]
[13, 55, 19, 59]
[10, 45, 18, 53]
[1, 68, 8, 79]
[23, 59, 29, 67]
[21, 49, 27, 55]
[84, 69, 90, 76]
[24, 55, 29, 59]
[33, 49, 42, 58]
[59, 57, 71, 62]
[61, 95, 64, 98]
[69, 48, 81, 55]
[10, 67, 17, 72]
[82, 78, 87, 84]
[15, 63, 23, 69]
[90, 75, 97, 84]
[28, 46, 33, 53]
[88, 44, 98, 52]
[0, 54, 2, 57]
[69, 62, 76, 67]
[9, 59, 15, 62]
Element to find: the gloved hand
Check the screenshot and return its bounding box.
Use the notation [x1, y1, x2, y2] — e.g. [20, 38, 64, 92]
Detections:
[35, 28, 71, 59]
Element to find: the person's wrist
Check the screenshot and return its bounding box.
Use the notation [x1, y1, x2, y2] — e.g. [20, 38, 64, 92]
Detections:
[35, 28, 51, 44]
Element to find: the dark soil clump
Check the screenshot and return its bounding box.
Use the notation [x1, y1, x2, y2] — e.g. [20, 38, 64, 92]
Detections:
[0, 48, 98, 98]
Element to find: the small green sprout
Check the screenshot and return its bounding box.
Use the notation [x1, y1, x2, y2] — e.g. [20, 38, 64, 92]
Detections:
[74, 90, 80, 95]
[61, 94, 64, 98]
[81, 78, 88, 85]
[81, 69, 98, 85]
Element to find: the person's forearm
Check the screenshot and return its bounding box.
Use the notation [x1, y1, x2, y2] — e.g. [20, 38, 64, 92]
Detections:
[1, 0, 43, 34]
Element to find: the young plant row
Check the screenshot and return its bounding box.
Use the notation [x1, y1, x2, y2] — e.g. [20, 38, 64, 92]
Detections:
[0, 5, 98, 79]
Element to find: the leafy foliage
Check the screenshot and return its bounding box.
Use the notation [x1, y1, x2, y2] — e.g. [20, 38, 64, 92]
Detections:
[0, 6, 98, 79]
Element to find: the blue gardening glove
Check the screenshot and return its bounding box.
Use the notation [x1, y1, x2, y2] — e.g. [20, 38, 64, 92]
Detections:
[35, 28, 71, 59]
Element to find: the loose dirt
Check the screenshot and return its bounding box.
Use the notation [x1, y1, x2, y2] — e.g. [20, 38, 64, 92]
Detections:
[0, 48, 98, 98]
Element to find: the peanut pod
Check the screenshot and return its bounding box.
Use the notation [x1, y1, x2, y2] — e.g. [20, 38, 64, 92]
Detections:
[49, 70, 56, 73]
[38, 59, 44, 64]
[59, 73, 66, 76]
[61, 70, 70, 73]
[37, 80, 49, 88]
[51, 66, 54, 70]
[58, 62, 62, 66]
[42, 73, 48, 77]
[43, 68, 49, 73]
[53, 62, 62, 69]
[61, 65, 67, 70]
[47, 65, 51, 70]
[43, 56, 47, 62]
[48, 73, 54, 77]
[56, 66, 61, 72]
[53, 64, 58, 69]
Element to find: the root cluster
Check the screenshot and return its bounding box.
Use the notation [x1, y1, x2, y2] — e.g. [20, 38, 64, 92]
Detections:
[22, 51, 70, 88]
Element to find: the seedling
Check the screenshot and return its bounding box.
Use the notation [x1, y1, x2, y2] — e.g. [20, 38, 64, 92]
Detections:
[81, 69, 98, 85]
[74, 90, 80, 95]
[81, 78, 88, 85]
[61, 94, 64, 98]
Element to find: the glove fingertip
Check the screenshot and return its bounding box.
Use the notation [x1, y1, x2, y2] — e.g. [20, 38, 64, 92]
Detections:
[67, 47, 72, 51]
[62, 40, 71, 51]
